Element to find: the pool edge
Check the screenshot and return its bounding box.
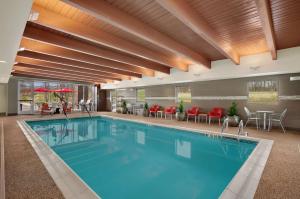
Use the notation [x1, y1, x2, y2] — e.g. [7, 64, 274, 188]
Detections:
[20, 113, 273, 199]
[17, 120, 100, 199]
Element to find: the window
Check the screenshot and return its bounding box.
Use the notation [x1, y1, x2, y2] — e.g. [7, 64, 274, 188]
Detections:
[247, 80, 278, 103]
[136, 88, 145, 102]
[176, 86, 191, 103]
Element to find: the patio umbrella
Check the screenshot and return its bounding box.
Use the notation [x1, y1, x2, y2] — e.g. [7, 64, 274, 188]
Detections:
[52, 88, 74, 93]
[34, 87, 49, 92]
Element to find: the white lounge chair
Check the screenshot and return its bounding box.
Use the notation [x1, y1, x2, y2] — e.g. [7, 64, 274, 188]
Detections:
[244, 107, 260, 130]
[268, 108, 287, 133]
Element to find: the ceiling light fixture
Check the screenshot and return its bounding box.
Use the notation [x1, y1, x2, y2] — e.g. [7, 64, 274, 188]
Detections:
[28, 11, 39, 21]
[0, 60, 7, 64]
[18, 47, 25, 51]
[249, 66, 260, 71]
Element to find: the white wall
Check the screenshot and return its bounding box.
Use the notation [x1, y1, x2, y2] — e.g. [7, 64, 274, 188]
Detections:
[0, 84, 8, 115]
[102, 46, 300, 89]
[0, 0, 33, 83]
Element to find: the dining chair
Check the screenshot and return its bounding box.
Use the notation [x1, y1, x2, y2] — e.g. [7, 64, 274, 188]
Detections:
[244, 107, 260, 130]
[268, 108, 287, 133]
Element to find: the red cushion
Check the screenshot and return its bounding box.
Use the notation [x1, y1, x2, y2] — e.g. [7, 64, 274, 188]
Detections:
[187, 106, 200, 115]
[149, 105, 160, 112]
[208, 107, 224, 117]
[165, 106, 176, 114]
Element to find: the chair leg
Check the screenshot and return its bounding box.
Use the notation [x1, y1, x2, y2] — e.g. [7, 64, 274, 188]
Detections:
[268, 119, 271, 131]
[187, 115, 189, 123]
[209, 117, 211, 125]
[219, 118, 221, 126]
[256, 119, 259, 130]
[245, 119, 249, 127]
[195, 116, 197, 123]
[280, 121, 286, 133]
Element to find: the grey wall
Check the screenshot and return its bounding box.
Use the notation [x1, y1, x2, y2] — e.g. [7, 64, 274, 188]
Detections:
[106, 73, 300, 130]
[7, 78, 18, 115]
[0, 83, 8, 115]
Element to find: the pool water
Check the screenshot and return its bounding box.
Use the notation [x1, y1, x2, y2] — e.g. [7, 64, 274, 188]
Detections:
[27, 117, 257, 199]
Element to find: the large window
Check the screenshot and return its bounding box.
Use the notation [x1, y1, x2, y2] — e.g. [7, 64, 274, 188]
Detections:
[175, 86, 191, 103]
[136, 88, 145, 102]
[247, 80, 278, 103]
[18, 79, 96, 114]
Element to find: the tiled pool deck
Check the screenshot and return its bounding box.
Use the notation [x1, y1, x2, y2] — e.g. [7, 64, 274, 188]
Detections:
[3, 112, 300, 198]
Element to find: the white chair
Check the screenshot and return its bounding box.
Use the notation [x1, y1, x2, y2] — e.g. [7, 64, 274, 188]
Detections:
[127, 103, 133, 114]
[268, 108, 287, 133]
[244, 107, 260, 130]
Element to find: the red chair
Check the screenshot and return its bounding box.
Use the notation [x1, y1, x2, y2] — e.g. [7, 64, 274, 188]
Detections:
[149, 104, 160, 117]
[41, 103, 54, 115]
[164, 106, 177, 120]
[208, 107, 224, 126]
[186, 106, 200, 123]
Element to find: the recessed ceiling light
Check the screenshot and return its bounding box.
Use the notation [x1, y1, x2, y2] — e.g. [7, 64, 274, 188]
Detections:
[28, 11, 39, 21]
[18, 47, 25, 51]
[0, 60, 7, 63]
[249, 66, 260, 71]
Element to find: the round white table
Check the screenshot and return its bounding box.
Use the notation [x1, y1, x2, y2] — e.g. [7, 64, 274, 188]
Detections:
[256, 110, 274, 130]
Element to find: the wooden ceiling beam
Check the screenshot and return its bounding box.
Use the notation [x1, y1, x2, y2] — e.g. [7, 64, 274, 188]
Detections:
[14, 62, 122, 81]
[156, 0, 240, 64]
[31, 4, 188, 71]
[23, 25, 170, 74]
[13, 66, 109, 83]
[20, 38, 154, 76]
[12, 70, 104, 84]
[12, 72, 96, 84]
[15, 56, 127, 80]
[254, 0, 277, 59]
[17, 50, 141, 78]
[62, 0, 210, 68]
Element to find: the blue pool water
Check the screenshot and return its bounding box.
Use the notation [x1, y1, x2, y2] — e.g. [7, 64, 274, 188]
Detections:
[27, 117, 257, 199]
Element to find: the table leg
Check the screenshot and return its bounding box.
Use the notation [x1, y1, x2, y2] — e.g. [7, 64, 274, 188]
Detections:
[263, 112, 266, 130]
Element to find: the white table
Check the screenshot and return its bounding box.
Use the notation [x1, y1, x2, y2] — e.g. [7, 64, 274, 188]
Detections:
[256, 110, 274, 130]
[198, 113, 208, 123]
[157, 110, 164, 118]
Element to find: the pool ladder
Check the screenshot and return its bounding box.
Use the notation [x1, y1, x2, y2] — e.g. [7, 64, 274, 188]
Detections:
[82, 104, 92, 118]
[237, 120, 248, 140]
[220, 118, 248, 140]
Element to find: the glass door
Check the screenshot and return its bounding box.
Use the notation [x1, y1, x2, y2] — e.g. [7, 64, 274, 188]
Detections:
[18, 81, 34, 114]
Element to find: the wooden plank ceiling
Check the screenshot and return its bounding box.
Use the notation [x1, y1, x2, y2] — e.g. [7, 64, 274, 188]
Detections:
[12, 0, 300, 84]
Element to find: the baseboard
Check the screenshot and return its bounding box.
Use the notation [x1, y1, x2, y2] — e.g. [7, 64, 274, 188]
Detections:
[7, 113, 17, 116]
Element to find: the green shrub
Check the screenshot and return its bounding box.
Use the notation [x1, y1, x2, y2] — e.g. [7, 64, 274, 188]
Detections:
[228, 102, 238, 116]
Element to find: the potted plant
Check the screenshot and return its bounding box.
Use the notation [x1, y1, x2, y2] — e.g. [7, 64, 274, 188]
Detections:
[143, 102, 149, 117]
[226, 102, 240, 127]
[176, 100, 185, 121]
[121, 100, 127, 114]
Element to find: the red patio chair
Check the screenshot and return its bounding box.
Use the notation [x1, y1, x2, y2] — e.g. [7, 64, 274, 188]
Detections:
[164, 106, 177, 120]
[208, 107, 224, 126]
[149, 104, 160, 117]
[41, 103, 54, 115]
[186, 106, 200, 123]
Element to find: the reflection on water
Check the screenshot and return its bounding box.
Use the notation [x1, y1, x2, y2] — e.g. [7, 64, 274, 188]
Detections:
[27, 117, 257, 199]
[175, 139, 191, 159]
[136, 131, 145, 145]
[31, 119, 98, 147]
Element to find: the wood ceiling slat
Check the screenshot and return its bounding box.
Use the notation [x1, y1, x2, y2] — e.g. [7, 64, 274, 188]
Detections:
[31, 0, 300, 64]
[270, 0, 300, 49]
